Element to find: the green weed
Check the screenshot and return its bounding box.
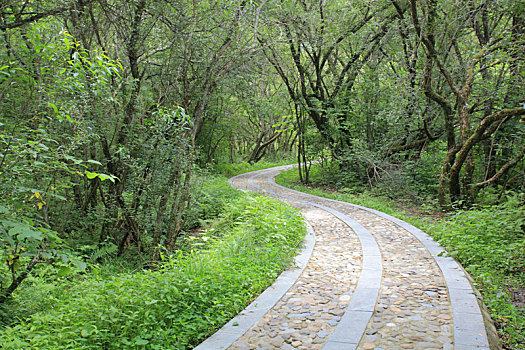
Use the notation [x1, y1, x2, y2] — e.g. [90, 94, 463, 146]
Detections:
[0, 190, 305, 349]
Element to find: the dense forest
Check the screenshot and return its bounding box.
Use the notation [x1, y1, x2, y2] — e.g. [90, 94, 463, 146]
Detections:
[0, 0, 524, 349]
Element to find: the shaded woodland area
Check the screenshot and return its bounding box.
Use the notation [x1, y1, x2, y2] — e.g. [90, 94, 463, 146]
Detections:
[0, 0, 524, 348]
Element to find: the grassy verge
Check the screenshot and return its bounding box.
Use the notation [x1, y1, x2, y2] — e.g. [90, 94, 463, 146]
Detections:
[0, 178, 306, 349]
[0, 174, 245, 327]
[276, 166, 525, 349]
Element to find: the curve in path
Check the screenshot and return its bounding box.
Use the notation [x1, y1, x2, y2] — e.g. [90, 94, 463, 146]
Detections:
[195, 165, 494, 350]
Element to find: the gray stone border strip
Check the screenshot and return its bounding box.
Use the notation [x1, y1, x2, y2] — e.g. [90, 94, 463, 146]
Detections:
[247, 170, 383, 350]
[267, 166, 491, 349]
[193, 177, 315, 350]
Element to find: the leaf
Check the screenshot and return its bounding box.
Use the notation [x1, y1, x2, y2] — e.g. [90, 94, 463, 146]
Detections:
[47, 192, 67, 201]
[9, 224, 44, 241]
[58, 253, 70, 263]
[65, 155, 83, 164]
[134, 338, 149, 345]
[85, 170, 118, 183]
[86, 159, 102, 165]
[98, 173, 116, 182]
[74, 260, 87, 270]
[41, 228, 62, 243]
[85, 170, 98, 180]
[47, 102, 59, 115]
[57, 266, 73, 276]
[81, 324, 97, 337]
[30, 192, 41, 200]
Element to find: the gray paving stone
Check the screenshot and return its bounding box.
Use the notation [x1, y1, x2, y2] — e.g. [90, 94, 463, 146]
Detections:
[449, 289, 483, 314]
[322, 341, 358, 350]
[354, 274, 382, 289]
[361, 255, 383, 267]
[329, 310, 373, 344]
[347, 287, 380, 311]
[454, 345, 490, 350]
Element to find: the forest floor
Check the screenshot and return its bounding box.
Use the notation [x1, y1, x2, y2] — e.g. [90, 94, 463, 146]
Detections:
[196, 165, 496, 350]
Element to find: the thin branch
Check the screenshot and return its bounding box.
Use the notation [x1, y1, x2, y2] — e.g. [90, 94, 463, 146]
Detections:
[476, 148, 525, 188]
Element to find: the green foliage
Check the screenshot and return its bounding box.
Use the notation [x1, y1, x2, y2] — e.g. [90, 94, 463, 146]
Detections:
[428, 196, 525, 348]
[0, 25, 119, 301]
[431, 196, 524, 277]
[0, 192, 306, 349]
[0, 274, 58, 327]
[182, 174, 244, 231]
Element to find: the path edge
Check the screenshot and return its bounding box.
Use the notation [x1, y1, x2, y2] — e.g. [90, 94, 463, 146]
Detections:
[193, 174, 315, 350]
[268, 167, 498, 349]
[247, 170, 383, 349]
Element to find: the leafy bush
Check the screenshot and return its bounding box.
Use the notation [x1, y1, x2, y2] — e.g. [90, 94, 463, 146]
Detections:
[428, 195, 525, 348]
[0, 194, 305, 349]
[295, 154, 444, 204]
[183, 174, 244, 230]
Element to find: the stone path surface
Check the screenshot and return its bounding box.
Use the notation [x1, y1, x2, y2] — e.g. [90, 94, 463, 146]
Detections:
[195, 165, 496, 350]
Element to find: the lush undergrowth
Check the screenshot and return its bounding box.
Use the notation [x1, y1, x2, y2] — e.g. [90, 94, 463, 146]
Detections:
[277, 165, 525, 349]
[1, 176, 305, 349]
[0, 174, 244, 327]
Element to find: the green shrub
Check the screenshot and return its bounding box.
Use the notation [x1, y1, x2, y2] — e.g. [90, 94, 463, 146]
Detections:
[0, 194, 305, 349]
[183, 174, 244, 230]
[427, 195, 525, 348]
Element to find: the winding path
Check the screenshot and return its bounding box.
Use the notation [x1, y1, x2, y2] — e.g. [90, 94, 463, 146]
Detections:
[195, 165, 498, 350]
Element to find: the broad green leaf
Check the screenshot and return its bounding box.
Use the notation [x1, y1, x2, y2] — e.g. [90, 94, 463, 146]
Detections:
[97, 173, 116, 183]
[134, 338, 149, 345]
[74, 260, 87, 270]
[47, 102, 59, 115]
[47, 192, 67, 201]
[85, 170, 98, 179]
[57, 266, 73, 276]
[11, 225, 43, 241]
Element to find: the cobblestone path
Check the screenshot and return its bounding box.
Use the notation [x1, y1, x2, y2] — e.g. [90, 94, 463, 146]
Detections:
[195, 166, 495, 350]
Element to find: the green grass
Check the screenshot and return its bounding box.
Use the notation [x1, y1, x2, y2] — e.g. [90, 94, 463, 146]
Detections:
[0, 186, 306, 349]
[276, 165, 525, 349]
[0, 175, 245, 327]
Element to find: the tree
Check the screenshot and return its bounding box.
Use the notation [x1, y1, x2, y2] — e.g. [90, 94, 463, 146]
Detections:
[256, 0, 398, 173]
[409, 0, 525, 206]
